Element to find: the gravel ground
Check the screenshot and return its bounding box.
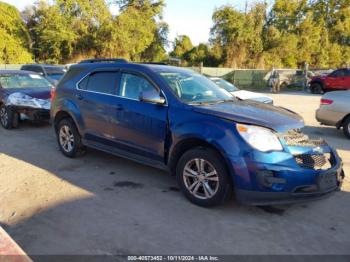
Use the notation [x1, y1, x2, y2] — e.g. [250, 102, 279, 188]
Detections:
[0, 92, 349, 255]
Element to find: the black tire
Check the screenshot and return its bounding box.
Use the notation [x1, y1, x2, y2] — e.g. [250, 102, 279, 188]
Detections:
[310, 83, 323, 94]
[56, 118, 85, 158]
[342, 116, 350, 139]
[176, 147, 233, 207]
[0, 105, 19, 129]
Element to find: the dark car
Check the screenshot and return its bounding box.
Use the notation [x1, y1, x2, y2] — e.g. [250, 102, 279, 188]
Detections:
[21, 64, 66, 86]
[0, 70, 52, 129]
[309, 68, 350, 94]
[51, 59, 344, 207]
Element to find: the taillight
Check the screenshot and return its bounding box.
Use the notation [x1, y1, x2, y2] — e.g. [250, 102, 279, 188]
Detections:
[321, 99, 333, 105]
[50, 88, 56, 102]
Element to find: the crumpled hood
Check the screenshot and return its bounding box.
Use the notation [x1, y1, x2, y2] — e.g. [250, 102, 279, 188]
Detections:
[193, 100, 304, 133]
[5, 87, 51, 100]
[231, 90, 273, 103]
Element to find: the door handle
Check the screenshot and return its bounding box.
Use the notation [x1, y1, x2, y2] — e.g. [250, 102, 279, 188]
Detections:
[76, 93, 84, 100]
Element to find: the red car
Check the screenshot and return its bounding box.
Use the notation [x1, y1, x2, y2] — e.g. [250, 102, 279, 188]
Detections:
[309, 68, 350, 94]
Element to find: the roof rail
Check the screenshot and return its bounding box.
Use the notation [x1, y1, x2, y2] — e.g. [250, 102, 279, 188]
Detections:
[79, 58, 128, 64]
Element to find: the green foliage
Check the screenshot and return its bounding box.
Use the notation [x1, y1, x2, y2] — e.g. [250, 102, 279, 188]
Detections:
[0, 2, 33, 63]
[210, 3, 266, 68]
[206, 0, 350, 68]
[2, 0, 350, 68]
[171, 35, 194, 59]
[19, 0, 167, 63]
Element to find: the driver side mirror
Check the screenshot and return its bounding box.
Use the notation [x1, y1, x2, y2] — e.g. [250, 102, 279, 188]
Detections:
[139, 90, 166, 105]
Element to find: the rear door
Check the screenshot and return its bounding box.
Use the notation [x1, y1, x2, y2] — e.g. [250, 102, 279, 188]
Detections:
[76, 70, 119, 143]
[110, 70, 168, 162]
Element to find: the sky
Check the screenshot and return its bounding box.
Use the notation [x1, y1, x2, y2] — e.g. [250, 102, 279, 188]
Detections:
[3, 0, 272, 46]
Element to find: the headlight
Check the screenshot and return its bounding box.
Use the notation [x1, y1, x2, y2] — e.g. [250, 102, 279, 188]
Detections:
[236, 124, 283, 152]
[6, 93, 51, 110]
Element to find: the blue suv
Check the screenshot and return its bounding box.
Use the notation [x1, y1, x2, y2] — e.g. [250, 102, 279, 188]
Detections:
[51, 59, 344, 207]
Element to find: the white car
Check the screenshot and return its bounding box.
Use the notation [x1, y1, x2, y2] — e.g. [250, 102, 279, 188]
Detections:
[210, 77, 273, 104]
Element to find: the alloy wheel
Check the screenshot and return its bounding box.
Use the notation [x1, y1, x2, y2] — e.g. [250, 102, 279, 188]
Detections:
[59, 125, 75, 153]
[183, 158, 219, 200]
[0, 107, 8, 127]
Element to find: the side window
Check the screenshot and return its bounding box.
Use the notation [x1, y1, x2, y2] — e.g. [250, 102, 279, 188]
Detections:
[29, 66, 42, 73]
[83, 72, 118, 95]
[118, 73, 158, 100]
[330, 70, 345, 77]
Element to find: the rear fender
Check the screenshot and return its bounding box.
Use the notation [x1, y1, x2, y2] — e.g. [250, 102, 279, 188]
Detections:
[54, 98, 85, 135]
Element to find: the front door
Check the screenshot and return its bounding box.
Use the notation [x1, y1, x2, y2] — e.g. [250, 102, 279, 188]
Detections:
[110, 71, 168, 162]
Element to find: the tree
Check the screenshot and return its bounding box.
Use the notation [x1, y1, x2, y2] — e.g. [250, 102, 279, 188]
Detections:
[97, 0, 166, 61]
[171, 35, 193, 59]
[0, 2, 32, 63]
[22, 0, 168, 63]
[210, 3, 266, 68]
[23, 1, 77, 63]
[141, 21, 169, 62]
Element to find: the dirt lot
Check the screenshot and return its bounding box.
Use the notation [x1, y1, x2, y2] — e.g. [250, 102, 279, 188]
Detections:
[0, 92, 349, 255]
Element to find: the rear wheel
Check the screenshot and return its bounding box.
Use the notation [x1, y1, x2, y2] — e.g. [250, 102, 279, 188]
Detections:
[0, 105, 19, 129]
[176, 147, 233, 207]
[57, 118, 85, 157]
[310, 83, 323, 94]
[343, 116, 350, 139]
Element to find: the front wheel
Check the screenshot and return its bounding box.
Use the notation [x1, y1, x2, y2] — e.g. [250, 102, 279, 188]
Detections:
[310, 83, 323, 94]
[343, 117, 350, 139]
[0, 105, 18, 129]
[176, 148, 233, 207]
[56, 118, 85, 158]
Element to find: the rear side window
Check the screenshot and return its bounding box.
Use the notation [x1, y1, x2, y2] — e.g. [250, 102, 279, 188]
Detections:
[79, 72, 118, 95]
[330, 70, 345, 77]
[118, 73, 157, 100]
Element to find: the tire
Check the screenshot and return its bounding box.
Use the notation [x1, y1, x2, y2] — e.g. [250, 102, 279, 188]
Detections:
[176, 147, 233, 207]
[56, 118, 85, 158]
[310, 83, 323, 94]
[342, 117, 350, 139]
[0, 105, 19, 129]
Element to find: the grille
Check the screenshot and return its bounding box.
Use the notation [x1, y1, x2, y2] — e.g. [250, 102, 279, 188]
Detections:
[281, 129, 326, 147]
[295, 153, 332, 170]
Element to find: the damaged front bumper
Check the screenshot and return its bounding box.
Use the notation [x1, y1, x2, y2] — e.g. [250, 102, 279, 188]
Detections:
[5, 92, 51, 121]
[12, 106, 50, 121]
[231, 129, 345, 206]
[236, 163, 344, 206]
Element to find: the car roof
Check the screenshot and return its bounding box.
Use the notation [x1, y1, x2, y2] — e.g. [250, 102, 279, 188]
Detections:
[0, 70, 40, 75]
[70, 62, 197, 75]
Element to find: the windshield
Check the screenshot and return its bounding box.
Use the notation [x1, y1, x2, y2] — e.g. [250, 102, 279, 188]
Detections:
[0, 74, 52, 89]
[159, 71, 233, 104]
[47, 73, 64, 81]
[212, 79, 239, 92]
